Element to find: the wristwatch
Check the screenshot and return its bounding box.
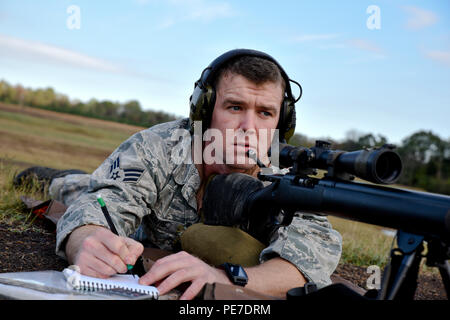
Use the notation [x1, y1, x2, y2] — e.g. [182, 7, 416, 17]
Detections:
[221, 263, 248, 287]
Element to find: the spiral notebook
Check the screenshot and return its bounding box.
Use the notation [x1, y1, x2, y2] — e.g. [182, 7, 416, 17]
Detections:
[63, 268, 159, 299]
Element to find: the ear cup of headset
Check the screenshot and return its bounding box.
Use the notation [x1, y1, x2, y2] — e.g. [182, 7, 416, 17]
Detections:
[189, 83, 215, 131]
[281, 98, 296, 143]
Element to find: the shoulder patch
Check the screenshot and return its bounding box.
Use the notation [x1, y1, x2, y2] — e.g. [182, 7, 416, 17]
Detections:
[108, 156, 144, 183]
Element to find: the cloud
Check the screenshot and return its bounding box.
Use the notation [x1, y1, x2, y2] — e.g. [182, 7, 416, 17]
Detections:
[0, 34, 173, 84]
[346, 38, 385, 57]
[153, 0, 235, 29]
[402, 6, 438, 30]
[290, 33, 387, 61]
[0, 34, 121, 73]
[135, 0, 152, 4]
[291, 33, 341, 43]
[187, 1, 234, 22]
[424, 50, 450, 67]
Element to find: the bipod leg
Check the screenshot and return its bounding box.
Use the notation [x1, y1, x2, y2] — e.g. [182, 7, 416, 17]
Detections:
[378, 230, 424, 300]
[438, 260, 450, 298]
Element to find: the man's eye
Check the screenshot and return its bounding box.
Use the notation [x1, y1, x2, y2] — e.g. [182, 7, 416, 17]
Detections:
[261, 111, 272, 117]
[229, 106, 241, 111]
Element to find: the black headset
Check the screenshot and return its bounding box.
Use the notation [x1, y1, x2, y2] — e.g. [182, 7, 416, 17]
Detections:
[189, 49, 302, 143]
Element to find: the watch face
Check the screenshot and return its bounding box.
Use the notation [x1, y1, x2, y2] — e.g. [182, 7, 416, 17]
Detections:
[231, 265, 247, 278]
[227, 264, 248, 286]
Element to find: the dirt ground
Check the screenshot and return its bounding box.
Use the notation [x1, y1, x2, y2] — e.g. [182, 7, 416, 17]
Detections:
[0, 221, 446, 300]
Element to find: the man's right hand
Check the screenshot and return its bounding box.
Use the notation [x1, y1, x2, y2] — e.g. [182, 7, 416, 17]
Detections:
[65, 225, 144, 279]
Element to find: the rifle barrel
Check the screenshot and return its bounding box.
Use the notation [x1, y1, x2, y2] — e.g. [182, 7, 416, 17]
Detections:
[248, 177, 450, 240]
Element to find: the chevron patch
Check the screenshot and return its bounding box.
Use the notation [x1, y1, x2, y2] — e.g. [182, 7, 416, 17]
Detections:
[122, 168, 145, 182]
[108, 156, 144, 183]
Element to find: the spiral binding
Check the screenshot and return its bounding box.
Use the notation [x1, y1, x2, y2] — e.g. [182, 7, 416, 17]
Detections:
[76, 280, 158, 299]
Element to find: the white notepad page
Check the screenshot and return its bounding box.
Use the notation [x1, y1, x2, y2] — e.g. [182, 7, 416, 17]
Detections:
[63, 268, 159, 298]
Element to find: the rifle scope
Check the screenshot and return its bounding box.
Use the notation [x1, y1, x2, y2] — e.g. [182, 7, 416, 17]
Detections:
[278, 141, 402, 185]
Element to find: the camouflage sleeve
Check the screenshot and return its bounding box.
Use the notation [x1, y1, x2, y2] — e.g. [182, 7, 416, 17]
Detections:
[259, 213, 342, 289]
[55, 129, 169, 259]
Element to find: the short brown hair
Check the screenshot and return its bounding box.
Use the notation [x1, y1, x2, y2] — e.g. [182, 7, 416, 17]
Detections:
[213, 56, 286, 92]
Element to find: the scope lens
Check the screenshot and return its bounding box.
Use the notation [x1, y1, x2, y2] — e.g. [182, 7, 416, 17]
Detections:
[375, 152, 402, 183]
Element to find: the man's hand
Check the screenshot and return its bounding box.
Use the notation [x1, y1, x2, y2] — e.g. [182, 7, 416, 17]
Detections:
[65, 225, 144, 279]
[138, 251, 231, 300]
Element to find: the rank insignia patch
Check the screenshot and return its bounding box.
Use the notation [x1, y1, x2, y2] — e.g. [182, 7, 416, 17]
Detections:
[109, 157, 144, 183]
[123, 168, 145, 182]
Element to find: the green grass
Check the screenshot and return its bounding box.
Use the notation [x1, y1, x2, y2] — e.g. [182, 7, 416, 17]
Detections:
[0, 161, 50, 231]
[329, 217, 394, 268]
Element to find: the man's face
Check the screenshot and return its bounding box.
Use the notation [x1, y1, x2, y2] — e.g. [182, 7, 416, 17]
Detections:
[208, 72, 283, 170]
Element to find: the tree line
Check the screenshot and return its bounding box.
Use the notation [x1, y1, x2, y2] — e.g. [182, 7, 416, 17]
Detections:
[290, 130, 450, 195]
[0, 80, 179, 128]
[1, 80, 449, 195]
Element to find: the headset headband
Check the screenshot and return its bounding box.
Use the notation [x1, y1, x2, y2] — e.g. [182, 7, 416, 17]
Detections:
[198, 49, 296, 101]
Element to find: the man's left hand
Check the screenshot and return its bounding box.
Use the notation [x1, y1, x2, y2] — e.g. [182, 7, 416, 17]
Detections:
[138, 251, 230, 300]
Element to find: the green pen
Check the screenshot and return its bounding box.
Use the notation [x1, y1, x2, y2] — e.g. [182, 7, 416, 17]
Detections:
[96, 194, 135, 276]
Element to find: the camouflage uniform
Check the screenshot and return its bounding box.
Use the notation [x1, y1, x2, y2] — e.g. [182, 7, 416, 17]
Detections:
[54, 118, 342, 288]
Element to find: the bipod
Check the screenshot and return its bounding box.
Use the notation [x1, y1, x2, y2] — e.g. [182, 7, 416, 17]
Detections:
[378, 230, 450, 300]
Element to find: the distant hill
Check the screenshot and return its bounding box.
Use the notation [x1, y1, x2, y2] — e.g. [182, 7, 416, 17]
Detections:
[0, 79, 180, 128]
[0, 102, 145, 172]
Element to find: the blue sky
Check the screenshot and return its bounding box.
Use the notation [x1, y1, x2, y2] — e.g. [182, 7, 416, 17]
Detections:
[0, 0, 449, 144]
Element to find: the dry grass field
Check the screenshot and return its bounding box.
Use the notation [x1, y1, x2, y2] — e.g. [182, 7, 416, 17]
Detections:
[0, 103, 143, 172]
